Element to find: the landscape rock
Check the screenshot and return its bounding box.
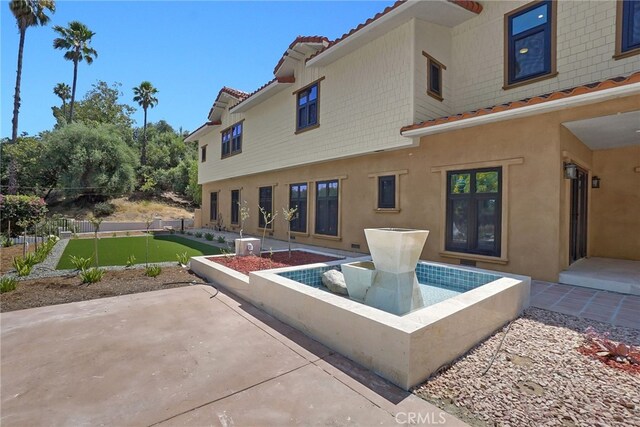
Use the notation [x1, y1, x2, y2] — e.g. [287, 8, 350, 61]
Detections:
[322, 270, 348, 295]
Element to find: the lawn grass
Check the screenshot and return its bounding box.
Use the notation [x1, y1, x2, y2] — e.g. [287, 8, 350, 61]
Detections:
[56, 235, 222, 269]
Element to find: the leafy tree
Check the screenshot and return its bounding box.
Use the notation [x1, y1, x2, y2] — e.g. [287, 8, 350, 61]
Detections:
[132, 81, 159, 165]
[9, 0, 56, 142]
[53, 21, 97, 122]
[71, 81, 136, 130]
[186, 158, 201, 205]
[0, 136, 57, 197]
[53, 82, 70, 117]
[44, 123, 138, 199]
[0, 194, 48, 236]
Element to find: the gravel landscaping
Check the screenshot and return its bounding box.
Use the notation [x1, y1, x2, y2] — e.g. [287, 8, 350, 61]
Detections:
[414, 307, 640, 427]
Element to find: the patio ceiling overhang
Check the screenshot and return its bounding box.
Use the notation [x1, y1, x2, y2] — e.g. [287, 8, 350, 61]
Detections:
[563, 110, 640, 150]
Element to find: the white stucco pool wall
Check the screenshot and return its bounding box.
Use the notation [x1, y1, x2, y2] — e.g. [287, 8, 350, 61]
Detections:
[190, 255, 530, 390]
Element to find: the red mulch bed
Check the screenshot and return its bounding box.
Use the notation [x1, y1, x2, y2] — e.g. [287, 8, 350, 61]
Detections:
[208, 251, 340, 275]
[577, 342, 640, 375]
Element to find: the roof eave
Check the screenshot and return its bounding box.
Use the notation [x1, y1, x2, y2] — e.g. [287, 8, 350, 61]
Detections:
[400, 83, 640, 138]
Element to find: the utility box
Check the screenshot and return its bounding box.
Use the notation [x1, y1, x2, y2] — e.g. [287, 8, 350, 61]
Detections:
[235, 238, 260, 257]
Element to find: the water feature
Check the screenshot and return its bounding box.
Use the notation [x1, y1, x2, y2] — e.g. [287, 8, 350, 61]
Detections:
[342, 228, 428, 315]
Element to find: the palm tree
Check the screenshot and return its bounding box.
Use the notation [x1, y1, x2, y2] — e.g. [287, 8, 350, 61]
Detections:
[53, 82, 70, 116]
[132, 81, 159, 166]
[9, 0, 56, 143]
[53, 21, 97, 123]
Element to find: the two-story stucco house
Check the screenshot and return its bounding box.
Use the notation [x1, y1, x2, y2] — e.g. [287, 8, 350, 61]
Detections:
[186, 0, 640, 285]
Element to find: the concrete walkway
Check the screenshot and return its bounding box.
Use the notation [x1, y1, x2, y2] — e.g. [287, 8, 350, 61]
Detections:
[1, 286, 466, 426]
[530, 280, 640, 329]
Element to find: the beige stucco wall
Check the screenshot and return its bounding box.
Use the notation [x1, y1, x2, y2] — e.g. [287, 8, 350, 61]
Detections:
[590, 145, 640, 260]
[201, 95, 639, 282]
[450, 0, 639, 113]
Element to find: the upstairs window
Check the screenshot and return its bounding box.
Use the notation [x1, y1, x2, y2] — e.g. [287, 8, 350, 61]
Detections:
[617, 0, 640, 58]
[289, 183, 308, 233]
[221, 121, 243, 158]
[258, 186, 273, 229]
[201, 145, 207, 162]
[505, 1, 556, 87]
[423, 51, 446, 101]
[296, 83, 319, 132]
[446, 168, 502, 257]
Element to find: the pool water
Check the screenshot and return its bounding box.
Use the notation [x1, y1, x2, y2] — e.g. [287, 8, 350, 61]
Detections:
[278, 262, 501, 314]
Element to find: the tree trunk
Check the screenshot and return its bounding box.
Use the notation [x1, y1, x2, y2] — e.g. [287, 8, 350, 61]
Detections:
[11, 25, 27, 143]
[69, 56, 79, 123]
[141, 107, 148, 165]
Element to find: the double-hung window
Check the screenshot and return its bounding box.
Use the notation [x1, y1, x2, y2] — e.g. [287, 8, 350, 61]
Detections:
[210, 192, 218, 221]
[258, 186, 273, 229]
[230, 190, 240, 224]
[505, 1, 555, 87]
[289, 183, 308, 233]
[296, 83, 319, 132]
[446, 168, 502, 257]
[617, 0, 640, 57]
[221, 121, 242, 158]
[315, 180, 338, 236]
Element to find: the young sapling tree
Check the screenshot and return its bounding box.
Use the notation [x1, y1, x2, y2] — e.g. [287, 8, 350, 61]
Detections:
[238, 200, 250, 239]
[282, 206, 298, 259]
[259, 206, 277, 256]
[88, 216, 103, 267]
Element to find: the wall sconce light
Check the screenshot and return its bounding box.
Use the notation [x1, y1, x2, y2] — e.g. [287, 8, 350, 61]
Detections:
[591, 176, 601, 188]
[564, 163, 577, 179]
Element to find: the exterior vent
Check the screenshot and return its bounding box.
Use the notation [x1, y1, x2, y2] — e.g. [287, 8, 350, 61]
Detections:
[460, 259, 476, 267]
[351, 243, 361, 249]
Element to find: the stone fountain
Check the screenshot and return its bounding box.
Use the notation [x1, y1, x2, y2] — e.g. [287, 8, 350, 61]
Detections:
[342, 228, 429, 315]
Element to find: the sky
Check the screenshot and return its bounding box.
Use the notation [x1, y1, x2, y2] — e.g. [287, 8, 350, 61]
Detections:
[1, 0, 396, 138]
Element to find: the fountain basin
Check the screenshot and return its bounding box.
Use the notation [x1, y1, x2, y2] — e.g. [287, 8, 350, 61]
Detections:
[341, 261, 376, 301]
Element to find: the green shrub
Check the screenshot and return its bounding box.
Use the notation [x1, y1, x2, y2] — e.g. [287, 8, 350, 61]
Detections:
[205, 232, 214, 241]
[12, 256, 33, 277]
[179, 229, 185, 234]
[217, 236, 226, 243]
[186, 231, 193, 236]
[194, 232, 203, 238]
[170, 229, 176, 234]
[80, 268, 106, 284]
[125, 254, 136, 267]
[0, 276, 18, 293]
[176, 252, 189, 265]
[0, 234, 14, 247]
[94, 202, 116, 217]
[145, 264, 162, 277]
[33, 236, 58, 263]
[69, 255, 92, 271]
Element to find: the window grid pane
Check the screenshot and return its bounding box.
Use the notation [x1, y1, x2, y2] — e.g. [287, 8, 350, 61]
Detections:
[378, 175, 396, 209]
[297, 83, 319, 131]
[290, 183, 308, 233]
[315, 180, 338, 236]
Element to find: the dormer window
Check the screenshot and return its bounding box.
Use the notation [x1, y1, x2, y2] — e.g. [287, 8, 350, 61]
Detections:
[221, 121, 243, 158]
[504, 0, 557, 88]
[295, 80, 321, 133]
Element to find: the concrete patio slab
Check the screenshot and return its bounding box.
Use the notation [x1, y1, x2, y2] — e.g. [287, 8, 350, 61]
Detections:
[558, 257, 640, 295]
[1, 286, 464, 426]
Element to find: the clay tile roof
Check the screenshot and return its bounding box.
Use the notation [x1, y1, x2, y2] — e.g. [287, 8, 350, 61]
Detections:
[306, 0, 482, 64]
[400, 72, 640, 133]
[207, 86, 250, 119]
[273, 35, 330, 75]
